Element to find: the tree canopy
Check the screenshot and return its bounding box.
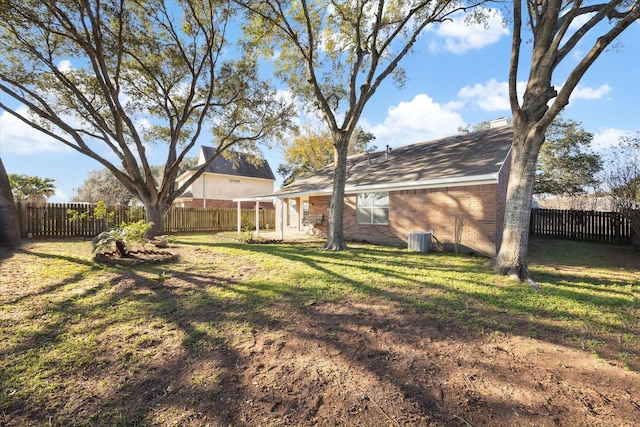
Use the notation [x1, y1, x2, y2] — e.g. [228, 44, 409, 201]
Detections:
[605, 133, 640, 213]
[238, 0, 490, 250]
[0, 0, 292, 237]
[535, 117, 603, 199]
[604, 133, 640, 247]
[278, 125, 376, 186]
[8, 174, 56, 206]
[71, 158, 198, 206]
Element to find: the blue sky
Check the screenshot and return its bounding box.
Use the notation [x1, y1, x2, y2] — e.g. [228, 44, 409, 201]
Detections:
[1, 8, 639, 202]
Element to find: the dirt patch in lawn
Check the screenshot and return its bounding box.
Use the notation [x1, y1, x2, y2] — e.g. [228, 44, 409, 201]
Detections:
[234, 299, 639, 427]
[1, 239, 639, 427]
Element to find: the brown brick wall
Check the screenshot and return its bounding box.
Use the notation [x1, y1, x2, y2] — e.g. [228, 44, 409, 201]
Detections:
[309, 183, 503, 256]
[308, 196, 331, 234]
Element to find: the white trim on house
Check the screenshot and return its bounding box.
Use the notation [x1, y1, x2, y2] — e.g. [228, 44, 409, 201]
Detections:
[495, 146, 513, 182]
[177, 170, 276, 184]
[250, 172, 501, 201]
[232, 196, 278, 202]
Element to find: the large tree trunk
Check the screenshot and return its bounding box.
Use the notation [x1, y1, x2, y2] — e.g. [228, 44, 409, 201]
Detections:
[143, 201, 170, 240]
[493, 126, 545, 280]
[0, 157, 21, 247]
[324, 138, 350, 250]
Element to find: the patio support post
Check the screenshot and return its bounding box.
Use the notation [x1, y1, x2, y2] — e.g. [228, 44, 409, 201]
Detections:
[203, 177, 206, 208]
[255, 201, 260, 237]
[237, 201, 241, 234]
[279, 199, 284, 240]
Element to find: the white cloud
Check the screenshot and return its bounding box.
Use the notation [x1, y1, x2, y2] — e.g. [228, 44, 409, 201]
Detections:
[49, 188, 69, 203]
[58, 60, 73, 72]
[570, 83, 611, 100]
[455, 79, 609, 112]
[366, 94, 465, 146]
[568, 12, 595, 31]
[0, 108, 70, 155]
[592, 127, 633, 151]
[427, 9, 509, 54]
[456, 78, 510, 111]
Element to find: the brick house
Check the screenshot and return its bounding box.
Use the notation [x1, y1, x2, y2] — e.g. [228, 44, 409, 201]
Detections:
[175, 147, 276, 210]
[262, 123, 513, 256]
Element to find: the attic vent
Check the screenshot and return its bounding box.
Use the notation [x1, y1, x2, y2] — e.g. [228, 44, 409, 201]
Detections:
[489, 118, 510, 128]
[386, 145, 392, 158]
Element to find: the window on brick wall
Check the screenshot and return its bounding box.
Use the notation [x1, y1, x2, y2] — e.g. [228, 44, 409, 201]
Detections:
[356, 192, 389, 224]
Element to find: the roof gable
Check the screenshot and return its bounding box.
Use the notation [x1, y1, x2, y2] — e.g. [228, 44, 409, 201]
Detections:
[273, 125, 513, 196]
[199, 147, 275, 181]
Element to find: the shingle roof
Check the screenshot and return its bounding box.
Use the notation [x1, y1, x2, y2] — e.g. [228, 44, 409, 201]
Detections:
[272, 125, 513, 197]
[199, 147, 275, 180]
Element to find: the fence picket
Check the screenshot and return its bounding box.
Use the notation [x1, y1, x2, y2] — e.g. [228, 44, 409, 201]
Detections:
[15, 202, 275, 238]
[16, 203, 633, 244]
[529, 208, 632, 244]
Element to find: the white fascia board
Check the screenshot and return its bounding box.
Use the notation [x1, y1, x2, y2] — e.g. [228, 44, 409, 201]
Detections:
[270, 173, 499, 199]
[232, 196, 278, 202]
[346, 173, 499, 193]
[496, 146, 513, 182]
[176, 170, 195, 184]
[211, 172, 276, 182]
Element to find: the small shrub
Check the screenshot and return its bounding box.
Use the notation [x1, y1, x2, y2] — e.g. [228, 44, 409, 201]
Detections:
[92, 220, 154, 257]
[68, 200, 116, 231]
[240, 215, 254, 232]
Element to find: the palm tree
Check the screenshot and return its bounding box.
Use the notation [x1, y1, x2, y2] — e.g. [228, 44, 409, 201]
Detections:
[9, 175, 56, 207]
[8, 174, 56, 236]
[25, 177, 56, 207]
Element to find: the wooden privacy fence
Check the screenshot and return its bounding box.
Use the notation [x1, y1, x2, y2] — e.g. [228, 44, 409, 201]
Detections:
[529, 208, 633, 244]
[16, 202, 275, 238]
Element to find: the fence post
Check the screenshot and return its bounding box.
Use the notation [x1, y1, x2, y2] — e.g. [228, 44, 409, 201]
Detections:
[16, 201, 25, 238]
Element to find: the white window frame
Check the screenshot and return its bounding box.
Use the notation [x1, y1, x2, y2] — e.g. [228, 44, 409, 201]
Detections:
[356, 192, 389, 224]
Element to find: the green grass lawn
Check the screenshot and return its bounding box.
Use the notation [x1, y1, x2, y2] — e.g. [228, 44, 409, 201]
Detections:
[0, 234, 638, 425]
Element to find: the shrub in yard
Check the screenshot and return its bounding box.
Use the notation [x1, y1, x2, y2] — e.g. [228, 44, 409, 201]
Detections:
[240, 214, 255, 232]
[92, 220, 153, 257]
[68, 200, 116, 229]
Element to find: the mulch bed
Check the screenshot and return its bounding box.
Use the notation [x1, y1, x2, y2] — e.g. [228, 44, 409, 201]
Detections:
[94, 249, 178, 266]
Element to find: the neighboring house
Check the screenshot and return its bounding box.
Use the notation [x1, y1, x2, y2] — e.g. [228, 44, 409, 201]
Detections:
[263, 122, 513, 256]
[534, 195, 613, 211]
[175, 147, 276, 209]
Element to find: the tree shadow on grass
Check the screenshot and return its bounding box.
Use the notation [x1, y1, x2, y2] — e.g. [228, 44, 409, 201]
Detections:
[211, 240, 640, 367]
[2, 238, 640, 426]
[0, 245, 18, 264]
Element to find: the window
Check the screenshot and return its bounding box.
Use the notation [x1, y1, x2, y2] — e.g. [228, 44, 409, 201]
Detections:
[356, 192, 389, 224]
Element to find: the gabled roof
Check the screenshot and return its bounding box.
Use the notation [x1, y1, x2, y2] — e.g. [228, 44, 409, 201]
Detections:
[198, 147, 275, 180]
[272, 125, 513, 198]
